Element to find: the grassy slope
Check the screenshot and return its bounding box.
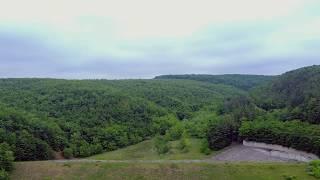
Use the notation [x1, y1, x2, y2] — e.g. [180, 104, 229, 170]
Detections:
[90, 138, 213, 160]
[11, 161, 314, 180]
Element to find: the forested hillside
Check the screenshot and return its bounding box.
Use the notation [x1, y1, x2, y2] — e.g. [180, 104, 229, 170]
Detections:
[155, 74, 274, 90]
[205, 65, 320, 157]
[251, 65, 320, 124]
[0, 78, 244, 163]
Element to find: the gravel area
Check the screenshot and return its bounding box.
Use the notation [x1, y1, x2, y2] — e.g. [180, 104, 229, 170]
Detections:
[213, 144, 293, 162]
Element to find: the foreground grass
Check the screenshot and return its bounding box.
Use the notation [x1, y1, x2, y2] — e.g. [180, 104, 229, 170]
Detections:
[90, 138, 214, 160]
[11, 161, 315, 180]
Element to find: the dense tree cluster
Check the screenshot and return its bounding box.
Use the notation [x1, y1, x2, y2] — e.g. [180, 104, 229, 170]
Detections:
[239, 120, 320, 156]
[207, 116, 239, 150]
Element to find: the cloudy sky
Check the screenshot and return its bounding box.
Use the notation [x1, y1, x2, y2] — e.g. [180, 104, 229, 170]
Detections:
[0, 0, 319, 79]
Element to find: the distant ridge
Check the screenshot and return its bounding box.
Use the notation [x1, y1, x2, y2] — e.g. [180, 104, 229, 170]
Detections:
[155, 74, 275, 90]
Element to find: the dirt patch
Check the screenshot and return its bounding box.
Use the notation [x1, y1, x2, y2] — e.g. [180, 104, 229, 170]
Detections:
[53, 151, 65, 160]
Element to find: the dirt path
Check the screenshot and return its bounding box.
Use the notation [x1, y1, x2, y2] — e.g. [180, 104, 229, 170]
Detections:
[52, 159, 213, 163]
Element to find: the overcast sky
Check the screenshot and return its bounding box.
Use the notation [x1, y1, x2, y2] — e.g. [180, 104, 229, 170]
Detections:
[0, 0, 319, 79]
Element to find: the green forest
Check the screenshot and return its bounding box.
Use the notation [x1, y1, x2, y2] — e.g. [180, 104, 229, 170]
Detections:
[1, 65, 320, 178]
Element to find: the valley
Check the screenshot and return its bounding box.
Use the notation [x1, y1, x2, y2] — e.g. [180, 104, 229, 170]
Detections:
[1, 65, 320, 179]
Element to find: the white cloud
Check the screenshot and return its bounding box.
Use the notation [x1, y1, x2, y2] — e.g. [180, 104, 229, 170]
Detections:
[0, 0, 309, 38]
[0, 0, 319, 78]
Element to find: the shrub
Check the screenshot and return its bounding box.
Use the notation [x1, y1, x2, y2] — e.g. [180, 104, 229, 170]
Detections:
[152, 115, 178, 135]
[0, 143, 14, 171]
[165, 124, 184, 141]
[154, 135, 170, 155]
[63, 163, 71, 168]
[307, 160, 320, 179]
[178, 134, 190, 153]
[63, 148, 73, 159]
[200, 139, 211, 155]
[0, 169, 9, 180]
[185, 112, 218, 138]
[282, 175, 297, 180]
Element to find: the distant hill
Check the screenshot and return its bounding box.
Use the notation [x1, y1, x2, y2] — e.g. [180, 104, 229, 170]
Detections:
[251, 65, 320, 123]
[155, 74, 274, 90]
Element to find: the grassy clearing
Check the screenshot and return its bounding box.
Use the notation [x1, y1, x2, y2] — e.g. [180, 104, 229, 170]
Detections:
[90, 138, 214, 160]
[11, 161, 315, 180]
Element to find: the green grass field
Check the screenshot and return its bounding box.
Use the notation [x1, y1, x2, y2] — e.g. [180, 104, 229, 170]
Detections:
[10, 138, 316, 179]
[90, 138, 214, 160]
[11, 161, 315, 180]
